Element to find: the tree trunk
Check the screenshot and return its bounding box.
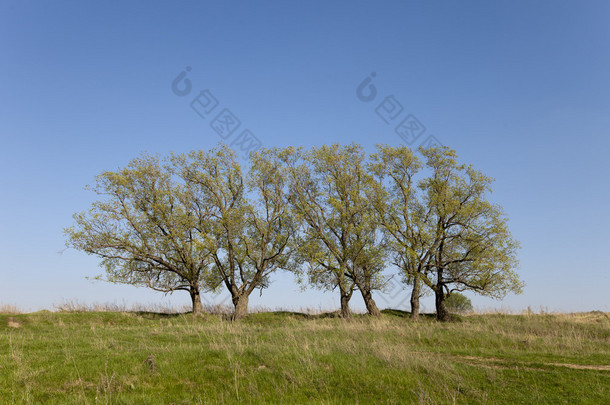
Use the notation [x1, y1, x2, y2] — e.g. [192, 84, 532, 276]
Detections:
[435, 288, 450, 322]
[190, 287, 204, 317]
[410, 273, 421, 320]
[359, 286, 381, 317]
[339, 289, 352, 319]
[232, 293, 250, 321]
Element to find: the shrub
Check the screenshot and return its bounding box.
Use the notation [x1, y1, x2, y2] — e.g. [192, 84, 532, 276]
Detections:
[445, 293, 473, 314]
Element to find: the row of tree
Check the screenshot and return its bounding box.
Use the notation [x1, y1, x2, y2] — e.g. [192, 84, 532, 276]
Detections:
[65, 144, 523, 321]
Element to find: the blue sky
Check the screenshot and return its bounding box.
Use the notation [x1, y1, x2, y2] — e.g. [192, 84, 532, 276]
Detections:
[1, 1, 609, 313]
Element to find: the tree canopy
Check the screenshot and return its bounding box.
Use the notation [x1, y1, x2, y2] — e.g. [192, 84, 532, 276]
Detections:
[283, 144, 386, 318]
[66, 143, 523, 321]
[65, 154, 216, 315]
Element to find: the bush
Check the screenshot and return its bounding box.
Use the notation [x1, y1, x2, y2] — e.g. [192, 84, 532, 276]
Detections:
[445, 293, 473, 314]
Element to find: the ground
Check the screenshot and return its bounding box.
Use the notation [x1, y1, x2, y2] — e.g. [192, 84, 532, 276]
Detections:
[1, 309, 608, 404]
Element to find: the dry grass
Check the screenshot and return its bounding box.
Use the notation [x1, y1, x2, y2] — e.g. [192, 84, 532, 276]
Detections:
[0, 304, 22, 314]
[1, 306, 608, 403]
[52, 299, 193, 314]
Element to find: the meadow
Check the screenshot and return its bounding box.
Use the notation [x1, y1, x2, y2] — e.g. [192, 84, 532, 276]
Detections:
[1, 306, 608, 404]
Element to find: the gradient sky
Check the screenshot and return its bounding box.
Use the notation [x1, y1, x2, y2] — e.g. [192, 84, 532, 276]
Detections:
[1, 1, 609, 313]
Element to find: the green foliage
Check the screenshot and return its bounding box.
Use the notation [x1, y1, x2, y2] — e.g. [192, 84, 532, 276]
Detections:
[445, 292, 474, 313]
[65, 145, 297, 318]
[369, 144, 523, 320]
[416, 146, 523, 319]
[172, 146, 297, 319]
[282, 144, 386, 316]
[64, 154, 216, 314]
[65, 143, 523, 320]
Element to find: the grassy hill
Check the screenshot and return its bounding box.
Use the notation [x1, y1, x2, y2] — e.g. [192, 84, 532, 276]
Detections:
[1, 309, 608, 404]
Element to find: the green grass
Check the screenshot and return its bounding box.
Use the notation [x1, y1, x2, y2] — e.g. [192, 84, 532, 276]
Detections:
[1, 309, 608, 404]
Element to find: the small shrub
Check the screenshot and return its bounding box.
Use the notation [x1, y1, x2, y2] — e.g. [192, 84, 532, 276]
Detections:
[445, 293, 473, 314]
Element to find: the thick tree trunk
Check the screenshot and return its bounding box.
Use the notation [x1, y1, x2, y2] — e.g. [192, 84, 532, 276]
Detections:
[435, 288, 450, 322]
[190, 287, 204, 317]
[232, 293, 250, 321]
[339, 289, 352, 319]
[410, 274, 421, 320]
[359, 287, 381, 317]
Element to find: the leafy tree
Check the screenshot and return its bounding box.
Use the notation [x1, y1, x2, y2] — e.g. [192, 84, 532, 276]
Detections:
[444, 292, 473, 314]
[349, 220, 387, 317]
[175, 145, 296, 320]
[369, 145, 430, 319]
[418, 146, 524, 321]
[65, 155, 216, 316]
[66, 143, 521, 322]
[370, 145, 522, 321]
[283, 144, 385, 317]
[239, 148, 299, 319]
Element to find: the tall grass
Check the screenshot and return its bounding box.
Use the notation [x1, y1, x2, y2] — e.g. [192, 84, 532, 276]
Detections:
[0, 304, 21, 314]
[1, 309, 608, 403]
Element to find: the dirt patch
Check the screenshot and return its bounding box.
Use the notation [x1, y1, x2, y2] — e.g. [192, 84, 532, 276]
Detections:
[454, 355, 545, 371]
[64, 378, 97, 390]
[546, 363, 610, 371]
[7, 317, 22, 328]
[452, 354, 609, 372]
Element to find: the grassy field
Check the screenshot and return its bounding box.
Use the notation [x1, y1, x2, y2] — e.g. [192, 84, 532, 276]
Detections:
[1, 308, 608, 404]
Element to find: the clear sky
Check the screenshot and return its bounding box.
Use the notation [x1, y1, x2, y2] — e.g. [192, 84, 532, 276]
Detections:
[1, 1, 609, 313]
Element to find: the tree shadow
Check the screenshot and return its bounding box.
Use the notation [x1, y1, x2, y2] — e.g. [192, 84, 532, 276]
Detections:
[381, 309, 438, 320]
[273, 311, 315, 320]
[381, 309, 411, 318]
[133, 311, 185, 319]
